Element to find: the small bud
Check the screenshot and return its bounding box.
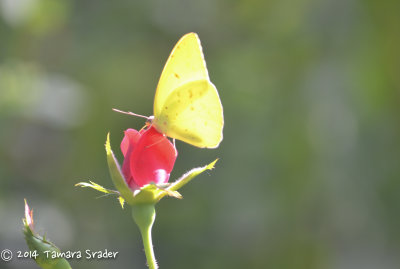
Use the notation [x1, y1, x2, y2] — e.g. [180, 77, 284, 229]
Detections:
[23, 200, 72, 269]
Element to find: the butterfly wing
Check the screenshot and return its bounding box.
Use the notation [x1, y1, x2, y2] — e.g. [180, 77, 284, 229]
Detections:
[154, 33, 209, 116]
[153, 33, 223, 148]
[153, 79, 223, 148]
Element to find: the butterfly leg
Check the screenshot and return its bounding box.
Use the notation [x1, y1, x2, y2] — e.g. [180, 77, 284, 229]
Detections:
[172, 139, 178, 156]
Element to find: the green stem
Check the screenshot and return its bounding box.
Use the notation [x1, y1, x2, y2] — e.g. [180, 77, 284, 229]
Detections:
[132, 204, 158, 269]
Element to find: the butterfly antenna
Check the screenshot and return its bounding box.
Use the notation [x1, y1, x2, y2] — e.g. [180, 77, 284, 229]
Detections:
[112, 108, 150, 120]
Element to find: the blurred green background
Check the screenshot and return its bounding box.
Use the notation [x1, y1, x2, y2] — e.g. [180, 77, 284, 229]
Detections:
[1, 0, 399, 268]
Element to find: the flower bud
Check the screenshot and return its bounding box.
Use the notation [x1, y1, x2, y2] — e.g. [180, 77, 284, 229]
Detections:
[121, 126, 177, 191]
[23, 200, 71, 269]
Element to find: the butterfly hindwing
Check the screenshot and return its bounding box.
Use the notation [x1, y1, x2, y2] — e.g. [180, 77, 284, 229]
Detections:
[153, 79, 223, 148]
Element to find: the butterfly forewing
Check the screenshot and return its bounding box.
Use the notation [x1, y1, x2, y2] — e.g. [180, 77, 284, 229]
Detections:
[154, 33, 209, 117]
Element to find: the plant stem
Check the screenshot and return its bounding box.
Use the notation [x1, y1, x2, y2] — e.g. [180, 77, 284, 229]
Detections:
[132, 204, 158, 269]
[141, 221, 157, 269]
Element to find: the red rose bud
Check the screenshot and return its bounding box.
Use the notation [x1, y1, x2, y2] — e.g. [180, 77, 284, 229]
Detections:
[77, 126, 214, 206]
[120, 126, 177, 191]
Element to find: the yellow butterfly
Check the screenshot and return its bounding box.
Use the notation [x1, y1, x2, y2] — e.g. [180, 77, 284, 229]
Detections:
[116, 33, 224, 148]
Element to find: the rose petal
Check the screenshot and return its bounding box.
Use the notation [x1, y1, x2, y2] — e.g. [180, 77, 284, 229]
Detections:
[130, 127, 177, 187]
[24, 200, 34, 230]
[153, 169, 169, 185]
[120, 129, 140, 157]
[121, 129, 141, 188]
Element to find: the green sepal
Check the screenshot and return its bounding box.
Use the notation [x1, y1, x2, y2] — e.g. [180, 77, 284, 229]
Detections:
[156, 159, 218, 201]
[118, 196, 125, 209]
[132, 157, 217, 204]
[77, 134, 218, 207]
[75, 180, 124, 208]
[105, 133, 136, 205]
[23, 200, 72, 269]
[75, 180, 181, 207]
[131, 183, 182, 205]
[75, 180, 118, 195]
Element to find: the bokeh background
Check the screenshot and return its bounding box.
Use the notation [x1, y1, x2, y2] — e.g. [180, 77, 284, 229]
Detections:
[1, 0, 399, 268]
